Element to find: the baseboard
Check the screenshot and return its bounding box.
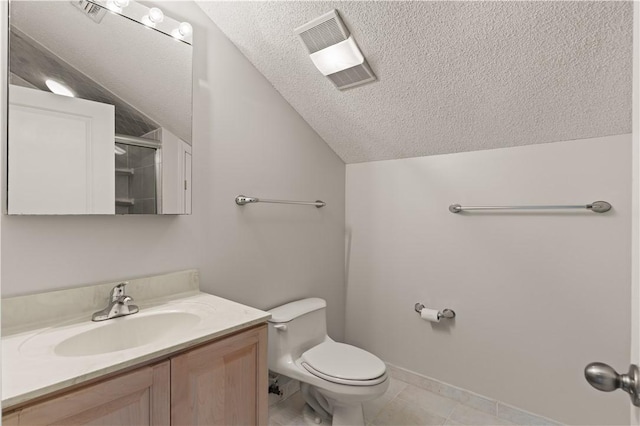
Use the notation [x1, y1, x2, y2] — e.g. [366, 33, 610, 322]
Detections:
[387, 363, 563, 426]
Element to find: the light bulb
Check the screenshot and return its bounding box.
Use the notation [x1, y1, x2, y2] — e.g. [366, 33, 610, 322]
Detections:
[172, 22, 192, 40]
[106, 0, 128, 13]
[142, 7, 163, 27]
[148, 7, 164, 23]
[178, 22, 192, 37]
[149, 7, 164, 24]
[45, 79, 74, 97]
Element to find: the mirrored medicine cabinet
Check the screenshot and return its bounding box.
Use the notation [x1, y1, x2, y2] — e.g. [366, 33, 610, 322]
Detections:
[6, 0, 193, 215]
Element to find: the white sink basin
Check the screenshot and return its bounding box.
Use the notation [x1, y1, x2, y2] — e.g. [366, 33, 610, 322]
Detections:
[54, 311, 200, 357]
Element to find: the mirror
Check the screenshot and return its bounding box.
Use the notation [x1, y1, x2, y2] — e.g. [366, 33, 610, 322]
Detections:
[7, 0, 193, 215]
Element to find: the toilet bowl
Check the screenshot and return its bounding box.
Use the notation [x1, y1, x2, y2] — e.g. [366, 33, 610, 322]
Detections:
[268, 298, 389, 426]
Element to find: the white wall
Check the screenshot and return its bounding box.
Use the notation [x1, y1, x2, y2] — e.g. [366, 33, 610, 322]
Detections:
[0, 2, 346, 339]
[345, 135, 631, 425]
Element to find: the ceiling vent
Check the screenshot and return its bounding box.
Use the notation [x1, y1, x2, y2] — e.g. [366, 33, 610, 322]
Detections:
[71, 0, 107, 23]
[295, 10, 376, 90]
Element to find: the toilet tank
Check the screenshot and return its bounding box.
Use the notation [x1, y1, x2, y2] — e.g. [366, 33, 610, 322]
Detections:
[267, 298, 328, 373]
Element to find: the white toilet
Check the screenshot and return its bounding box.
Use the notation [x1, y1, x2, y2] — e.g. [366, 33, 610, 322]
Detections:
[268, 298, 389, 426]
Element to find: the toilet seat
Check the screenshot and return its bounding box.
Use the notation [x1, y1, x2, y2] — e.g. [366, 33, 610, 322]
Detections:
[301, 341, 387, 386]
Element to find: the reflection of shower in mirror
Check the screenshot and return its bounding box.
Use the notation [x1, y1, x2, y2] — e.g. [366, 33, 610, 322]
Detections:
[114, 139, 158, 215]
[114, 130, 191, 215]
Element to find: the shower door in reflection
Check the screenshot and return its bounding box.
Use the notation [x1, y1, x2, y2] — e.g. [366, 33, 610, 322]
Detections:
[114, 128, 191, 215]
[115, 139, 159, 215]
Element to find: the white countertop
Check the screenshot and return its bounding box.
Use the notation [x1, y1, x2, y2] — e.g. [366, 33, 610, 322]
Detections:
[2, 290, 270, 409]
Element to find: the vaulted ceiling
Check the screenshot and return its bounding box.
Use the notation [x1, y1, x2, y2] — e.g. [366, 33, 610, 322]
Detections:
[197, 1, 632, 163]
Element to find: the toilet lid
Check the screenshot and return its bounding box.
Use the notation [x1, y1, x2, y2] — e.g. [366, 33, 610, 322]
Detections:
[301, 341, 386, 381]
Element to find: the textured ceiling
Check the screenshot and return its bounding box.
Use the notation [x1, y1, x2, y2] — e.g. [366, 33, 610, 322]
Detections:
[197, 1, 633, 163]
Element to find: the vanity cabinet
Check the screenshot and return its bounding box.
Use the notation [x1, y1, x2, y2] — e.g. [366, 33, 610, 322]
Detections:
[3, 325, 268, 426]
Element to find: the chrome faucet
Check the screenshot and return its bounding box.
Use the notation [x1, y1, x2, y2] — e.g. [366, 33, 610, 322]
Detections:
[92, 282, 139, 321]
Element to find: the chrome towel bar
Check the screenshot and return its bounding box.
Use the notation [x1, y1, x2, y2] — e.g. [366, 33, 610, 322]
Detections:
[236, 195, 326, 208]
[449, 200, 611, 214]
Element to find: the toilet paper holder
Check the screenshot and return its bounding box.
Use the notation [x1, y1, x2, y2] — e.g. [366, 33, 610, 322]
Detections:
[414, 303, 456, 320]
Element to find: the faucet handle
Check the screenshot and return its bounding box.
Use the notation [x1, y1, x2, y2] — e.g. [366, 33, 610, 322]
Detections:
[110, 282, 129, 302]
[116, 295, 139, 316]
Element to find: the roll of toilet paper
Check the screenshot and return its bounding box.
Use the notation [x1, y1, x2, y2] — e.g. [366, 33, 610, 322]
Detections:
[420, 308, 441, 323]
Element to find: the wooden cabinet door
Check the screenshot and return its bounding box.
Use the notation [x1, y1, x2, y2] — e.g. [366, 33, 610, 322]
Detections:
[3, 362, 169, 426]
[171, 325, 268, 426]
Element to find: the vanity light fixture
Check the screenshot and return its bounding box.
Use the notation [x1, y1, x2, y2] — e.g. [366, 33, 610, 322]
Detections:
[172, 22, 193, 40]
[142, 7, 164, 27]
[295, 10, 376, 90]
[90, 0, 191, 44]
[45, 79, 75, 98]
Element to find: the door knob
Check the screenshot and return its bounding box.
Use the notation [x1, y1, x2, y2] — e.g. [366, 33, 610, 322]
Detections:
[584, 362, 640, 406]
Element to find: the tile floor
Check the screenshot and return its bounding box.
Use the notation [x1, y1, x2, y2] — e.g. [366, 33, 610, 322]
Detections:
[269, 378, 518, 426]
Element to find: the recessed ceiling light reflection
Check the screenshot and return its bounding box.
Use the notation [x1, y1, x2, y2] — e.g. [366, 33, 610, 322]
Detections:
[45, 79, 75, 97]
